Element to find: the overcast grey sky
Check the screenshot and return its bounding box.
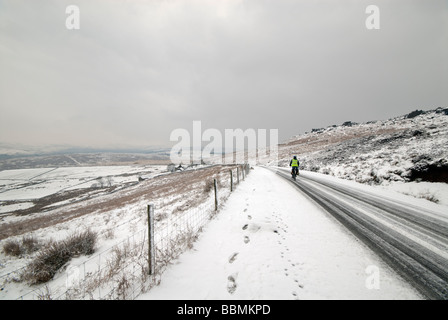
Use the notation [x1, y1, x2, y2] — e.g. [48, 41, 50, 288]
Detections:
[0, 0, 447, 150]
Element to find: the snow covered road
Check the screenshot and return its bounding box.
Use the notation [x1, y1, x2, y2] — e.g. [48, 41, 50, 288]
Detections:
[138, 167, 423, 300]
[272, 168, 448, 300]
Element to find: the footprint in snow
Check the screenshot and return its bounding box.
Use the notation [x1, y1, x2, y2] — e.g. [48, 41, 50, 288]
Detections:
[294, 279, 304, 289]
[244, 236, 250, 244]
[228, 252, 238, 264]
[227, 274, 238, 294]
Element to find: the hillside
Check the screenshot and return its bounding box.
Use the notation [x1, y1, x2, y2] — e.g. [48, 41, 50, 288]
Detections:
[276, 108, 448, 184]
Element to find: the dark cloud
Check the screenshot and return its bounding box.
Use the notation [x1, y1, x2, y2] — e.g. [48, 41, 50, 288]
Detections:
[1, 0, 447, 150]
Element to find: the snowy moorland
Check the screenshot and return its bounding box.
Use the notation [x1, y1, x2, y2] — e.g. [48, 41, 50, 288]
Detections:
[0, 108, 447, 300]
[0, 164, 239, 299]
[0, 165, 166, 216]
[275, 108, 448, 206]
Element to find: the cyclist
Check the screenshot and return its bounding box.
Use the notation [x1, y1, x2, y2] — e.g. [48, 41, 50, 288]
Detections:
[290, 156, 299, 176]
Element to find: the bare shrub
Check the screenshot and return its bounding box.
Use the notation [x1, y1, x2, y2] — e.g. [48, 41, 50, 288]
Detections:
[154, 227, 198, 274]
[401, 191, 440, 204]
[106, 243, 131, 280]
[203, 178, 225, 193]
[155, 211, 168, 222]
[67, 238, 145, 299]
[416, 192, 440, 204]
[22, 241, 70, 284]
[2, 235, 41, 257]
[36, 285, 53, 300]
[203, 181, 214, 193]
[178, 227, 199, 251]
[21, 235, 41, 254]
[22, 229, 97, 285]
[66, 229, 97, 256]
[3, 240, 21, 257]
[116, 274, 131, 300]
[422, 194, 439, 203]
[104, 228, 115, 240]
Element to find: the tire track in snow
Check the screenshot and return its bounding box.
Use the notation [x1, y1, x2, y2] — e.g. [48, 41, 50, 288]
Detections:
[269, 167, 448, 300]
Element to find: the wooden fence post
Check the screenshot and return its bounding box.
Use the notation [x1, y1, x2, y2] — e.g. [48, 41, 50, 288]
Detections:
[230, 169, 233, 192]
[147, 204, 155, 275]
[237, 166, 240, 185]
[214, 179, 218, 211]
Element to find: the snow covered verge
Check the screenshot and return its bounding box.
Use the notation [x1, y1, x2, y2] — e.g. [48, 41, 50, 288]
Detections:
[137, 167, 423, 300]
[0, 164, 243, 299]
[276, 108, 448, 206]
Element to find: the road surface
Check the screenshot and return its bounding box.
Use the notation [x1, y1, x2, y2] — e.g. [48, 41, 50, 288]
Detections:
[270, 167, 448, 300]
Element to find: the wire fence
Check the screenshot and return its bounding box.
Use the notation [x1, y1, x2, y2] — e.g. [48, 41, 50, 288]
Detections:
[2, 164, 251, 300]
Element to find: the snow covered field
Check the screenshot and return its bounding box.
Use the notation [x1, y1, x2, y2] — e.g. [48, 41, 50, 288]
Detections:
[0, 165, 170, 224]
[0, 165, 165, 203]
[138, 167, 423, 300]
[0, 165, 165, 299]
[0, 164, 240, 299]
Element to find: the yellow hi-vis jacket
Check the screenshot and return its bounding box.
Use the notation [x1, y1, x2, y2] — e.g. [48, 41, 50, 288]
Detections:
[291, 159, 299, 167]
